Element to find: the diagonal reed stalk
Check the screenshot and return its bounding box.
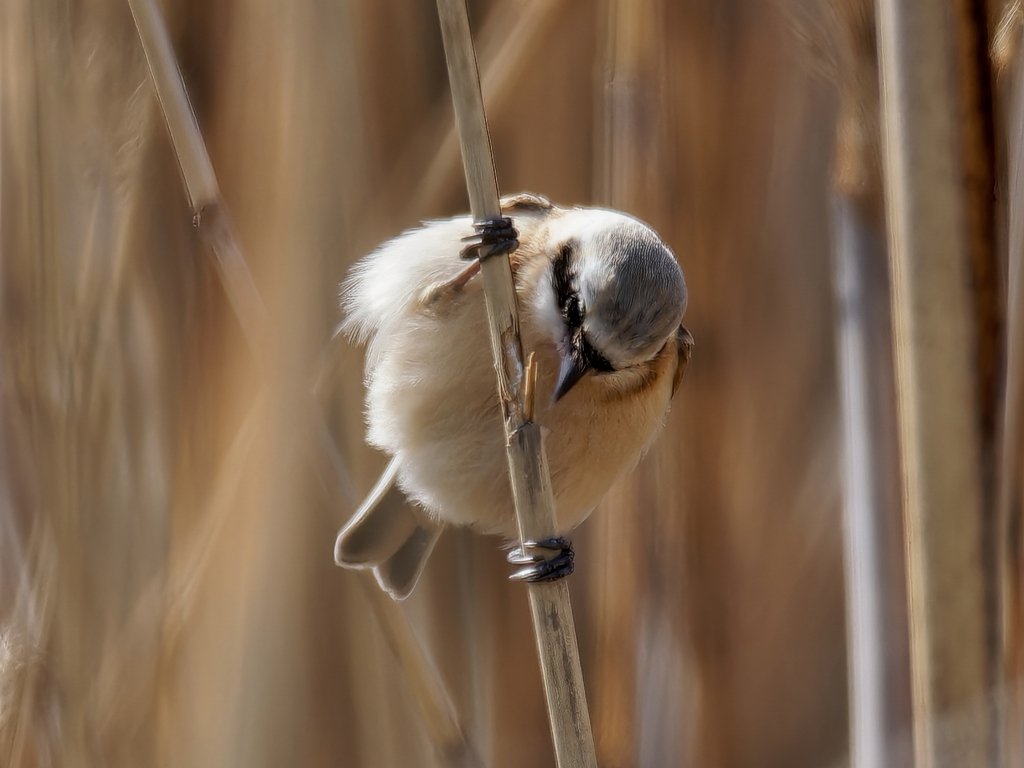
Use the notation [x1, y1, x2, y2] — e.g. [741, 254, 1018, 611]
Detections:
[406, 0, 568, 217]
[434, 1, 598, 766]
[127, 0, 267, 352]
[126, 1, 478, 764]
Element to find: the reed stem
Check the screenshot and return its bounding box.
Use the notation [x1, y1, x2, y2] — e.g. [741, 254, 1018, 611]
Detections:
[434, 1, 598, 766]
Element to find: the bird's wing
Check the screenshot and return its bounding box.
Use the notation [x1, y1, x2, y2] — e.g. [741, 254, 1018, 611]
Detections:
[671, 325, 695, 398]
[341, 218, 473, 346]
[344, 195, 556, 335]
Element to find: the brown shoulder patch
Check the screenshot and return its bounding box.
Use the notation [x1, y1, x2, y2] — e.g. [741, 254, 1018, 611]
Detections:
[600, 364, 661, 404]
[500, 192, 554, 213]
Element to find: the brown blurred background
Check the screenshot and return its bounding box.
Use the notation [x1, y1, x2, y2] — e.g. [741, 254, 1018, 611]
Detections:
[3, 0, 1001, 765]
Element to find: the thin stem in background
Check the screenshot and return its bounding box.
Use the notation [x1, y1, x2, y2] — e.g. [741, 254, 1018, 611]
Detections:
[128, 0, 268, 353]
[999, 29, 1024, 768]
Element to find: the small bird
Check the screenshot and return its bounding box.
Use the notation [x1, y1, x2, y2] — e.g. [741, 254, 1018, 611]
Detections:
[335, 193, 693, 598]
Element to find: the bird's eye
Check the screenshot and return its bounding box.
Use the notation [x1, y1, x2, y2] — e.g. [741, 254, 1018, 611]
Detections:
[581, 333, 615, 372]
[563, 293, 583, 328]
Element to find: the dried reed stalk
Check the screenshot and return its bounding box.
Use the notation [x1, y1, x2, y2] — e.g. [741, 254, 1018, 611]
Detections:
[127, 1, 475, 764]
[875, 0, 996, 764]
[357, 575, 481, 767]
[1000, 33, 1024, 768]
[434, 1, 597, 766]
[127, 0, 267, 353]
[407, 0, 568, 217]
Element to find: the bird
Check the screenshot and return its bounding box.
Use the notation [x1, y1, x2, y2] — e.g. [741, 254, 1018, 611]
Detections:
[334, 193, 693, 599]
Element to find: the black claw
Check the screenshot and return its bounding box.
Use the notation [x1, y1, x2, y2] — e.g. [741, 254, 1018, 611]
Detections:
[460, 217, 519, 261]
[508, 537, 575, 583]
[515, 551, 575, 583]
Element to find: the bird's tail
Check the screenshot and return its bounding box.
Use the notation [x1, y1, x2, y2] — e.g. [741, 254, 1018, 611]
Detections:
[334, 458, 440, 600]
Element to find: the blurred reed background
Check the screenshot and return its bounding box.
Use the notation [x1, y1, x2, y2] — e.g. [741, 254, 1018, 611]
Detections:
[1, 0, 1019, 766]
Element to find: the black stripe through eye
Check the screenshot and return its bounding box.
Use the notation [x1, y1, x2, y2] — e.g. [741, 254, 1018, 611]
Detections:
[563, 294, 583, 328]
[553, 243, 583, 329]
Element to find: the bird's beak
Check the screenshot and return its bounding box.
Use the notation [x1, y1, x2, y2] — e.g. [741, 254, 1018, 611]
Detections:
[552, 341, 590, 402]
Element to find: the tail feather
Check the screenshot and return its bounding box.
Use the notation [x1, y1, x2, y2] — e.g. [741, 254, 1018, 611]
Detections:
[374, 524, 441, 600]
[335, 457, 440, 600]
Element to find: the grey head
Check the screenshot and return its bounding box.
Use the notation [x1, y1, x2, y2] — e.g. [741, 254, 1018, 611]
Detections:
[545, 208, 688, 401]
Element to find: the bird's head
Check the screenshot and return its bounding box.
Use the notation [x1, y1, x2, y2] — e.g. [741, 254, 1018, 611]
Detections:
[535, 208, 688, 401]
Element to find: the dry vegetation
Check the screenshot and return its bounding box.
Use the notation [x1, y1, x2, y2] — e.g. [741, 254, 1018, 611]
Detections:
[2, 0, 1017, 766]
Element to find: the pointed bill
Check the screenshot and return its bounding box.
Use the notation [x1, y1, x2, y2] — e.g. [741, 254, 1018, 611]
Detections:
[552, 346, 590, 402]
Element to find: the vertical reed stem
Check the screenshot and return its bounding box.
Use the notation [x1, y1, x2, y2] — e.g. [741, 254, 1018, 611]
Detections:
[999, 35, 1024, 768]
[875, 0, 996, 763]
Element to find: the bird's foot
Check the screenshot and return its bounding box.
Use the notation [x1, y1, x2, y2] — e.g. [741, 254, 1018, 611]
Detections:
[424, 259, 481, 304]
[507, 537, 574, 583]
[460, 217, 519, 261]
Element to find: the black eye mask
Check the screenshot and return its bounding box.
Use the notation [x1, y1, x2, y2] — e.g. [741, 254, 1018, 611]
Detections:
[553, 244, 580, 328]
[552, 243, 615, 374]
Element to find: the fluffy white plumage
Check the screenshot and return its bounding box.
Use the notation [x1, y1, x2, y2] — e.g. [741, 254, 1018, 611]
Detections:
[335, 193, 691, 598]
